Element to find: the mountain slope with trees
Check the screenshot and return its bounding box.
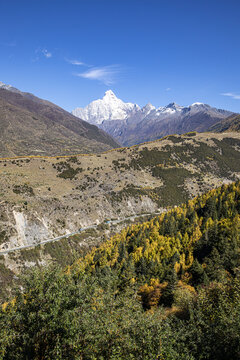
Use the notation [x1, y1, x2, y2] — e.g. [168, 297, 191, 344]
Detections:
[1, 181, 240, 359]
[0, 131, 240, 301]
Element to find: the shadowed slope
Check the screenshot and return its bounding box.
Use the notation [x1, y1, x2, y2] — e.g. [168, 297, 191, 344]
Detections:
[210, 113, 240, 133]
[0, 88, 119, 157]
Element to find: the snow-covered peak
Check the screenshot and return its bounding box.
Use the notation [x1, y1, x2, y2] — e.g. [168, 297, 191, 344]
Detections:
[72, 92, 221, 128]
[155, 102, 183, 115]
[0, 81, 20, 93]
[72, 90, 139, 124]
[166, 102, 180, 108]
[142, 103, 156, 115]
[0, 81, 14, 91]
[191, 102, 204, 106]
[101, 90, 129, 108]
[165, 102, 183, 110]
[189, 102, 211, 111]
[0, 81, 8, 89]
[103, 90, 117, 99]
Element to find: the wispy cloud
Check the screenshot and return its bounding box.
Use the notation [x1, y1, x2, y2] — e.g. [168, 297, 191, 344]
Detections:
[221, 92, 240, 100]
[66, 58, 86, 66]
[165, 87, 171, 91]
[34, 48, 52, 61]
[75, 65, 121, 85]
[41, 49, 52, 58]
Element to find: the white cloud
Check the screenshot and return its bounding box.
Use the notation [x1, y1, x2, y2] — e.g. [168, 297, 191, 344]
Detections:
[165, 87, 171, 91]
[75, 65, 121, 85]
[66, 58, 85, 66]
[221, 92, 240, 100]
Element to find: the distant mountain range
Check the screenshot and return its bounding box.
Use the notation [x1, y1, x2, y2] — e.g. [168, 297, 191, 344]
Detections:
[72, 90, 235, 146]
[0, 82, 119, 157]
[0, 81, 237, 158]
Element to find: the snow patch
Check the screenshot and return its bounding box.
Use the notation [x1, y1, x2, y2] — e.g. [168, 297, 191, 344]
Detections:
[0, 81, 20, 93]
[191, 102, 204, 106]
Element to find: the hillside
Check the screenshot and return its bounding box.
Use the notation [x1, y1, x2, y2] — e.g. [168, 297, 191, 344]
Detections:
[210, 113, 240, 133]
[0, 86, 119, 157]
[1, 181, 240, 359]
[0, 131, 240, 298]
[73, 90, 233, 146]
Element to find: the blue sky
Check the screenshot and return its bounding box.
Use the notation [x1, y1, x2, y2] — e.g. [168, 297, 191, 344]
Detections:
[1, 0, 240, 112]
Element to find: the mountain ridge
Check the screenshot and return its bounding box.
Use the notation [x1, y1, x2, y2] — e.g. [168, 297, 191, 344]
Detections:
[0, 83, 119, 157]
[72, 91, 234, 146]
[209, 113, 240, 133]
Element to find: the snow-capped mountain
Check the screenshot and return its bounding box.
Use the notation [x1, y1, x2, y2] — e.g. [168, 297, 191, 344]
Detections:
[72, 90, 140, 124]
[72, 91, 234, 146]
[72, 92, 186, 125]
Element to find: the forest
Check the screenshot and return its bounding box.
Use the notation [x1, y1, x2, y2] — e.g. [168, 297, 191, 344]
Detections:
[1, 181, 240, 359]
